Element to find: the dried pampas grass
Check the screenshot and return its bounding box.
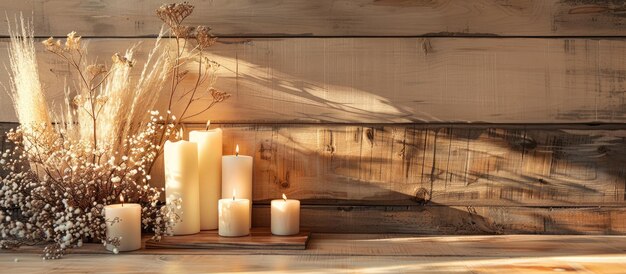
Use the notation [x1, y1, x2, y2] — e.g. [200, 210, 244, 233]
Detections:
[5, 15, 50, 129]
[0, 3, 229, 259]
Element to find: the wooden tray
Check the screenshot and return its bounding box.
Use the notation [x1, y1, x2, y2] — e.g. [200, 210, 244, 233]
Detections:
[145, 228, 310, 250]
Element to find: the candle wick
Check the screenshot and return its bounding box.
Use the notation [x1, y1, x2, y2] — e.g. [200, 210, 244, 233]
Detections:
[232, 196, 235, 201]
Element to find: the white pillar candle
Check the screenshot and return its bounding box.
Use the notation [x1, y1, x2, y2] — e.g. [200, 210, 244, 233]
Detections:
[222, 145, 253, 227]
[271, 194, 301, 236]
[104, 196, 142, 252]
[189, 123, 222, 230]
[164, 139, 200, 235]
[218, 194, 251, 237]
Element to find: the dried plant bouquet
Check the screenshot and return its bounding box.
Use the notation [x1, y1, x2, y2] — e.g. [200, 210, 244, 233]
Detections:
[0, 2, 228, 259]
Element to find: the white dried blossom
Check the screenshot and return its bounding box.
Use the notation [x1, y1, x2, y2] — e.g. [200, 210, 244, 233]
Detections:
[2, 3, 227, 259]
[0, 117, 179, 259]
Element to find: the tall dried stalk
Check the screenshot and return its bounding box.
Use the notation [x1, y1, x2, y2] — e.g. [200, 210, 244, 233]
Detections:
[0, 2, 230, 259]
[0, 19, 179, 258]
[146, 2, 230, 173]
[5, 16, 51, 131]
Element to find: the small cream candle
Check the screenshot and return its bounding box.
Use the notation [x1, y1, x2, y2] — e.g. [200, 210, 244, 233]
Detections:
[218, 191, 251, 237]
[104, 195, 142, 252]
[222, 145, 253, 227]
[271, 194, 300, 236]
[189, 121, 222, 230]
[164, 137, 201, 235]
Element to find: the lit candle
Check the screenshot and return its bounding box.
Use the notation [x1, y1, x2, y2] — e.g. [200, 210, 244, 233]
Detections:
[218, 191, 250, 237]
[164, 133, 201, 235]
[189, 120, 222, 230]
[222, 144, 253, 227]
[271, 194, 300, 236]
[104, 194, 142, 252]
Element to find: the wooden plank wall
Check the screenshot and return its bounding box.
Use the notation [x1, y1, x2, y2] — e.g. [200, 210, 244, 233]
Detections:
[2, 0, 626, 234]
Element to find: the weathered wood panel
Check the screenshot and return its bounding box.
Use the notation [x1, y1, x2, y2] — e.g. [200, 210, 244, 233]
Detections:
[145, 228, 309, 250]
[0, 250, 626, 274]
[9, 234, 626, 256]
[4, 120, 626, 233]
[3, 37, 626, 123]
[143, 124, 626, 208]
[252, 205, 626, 234]
[3, 0, 626, 37]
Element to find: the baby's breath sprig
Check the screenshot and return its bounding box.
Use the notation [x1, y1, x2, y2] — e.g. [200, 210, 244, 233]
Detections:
[0, 114, 178, 259]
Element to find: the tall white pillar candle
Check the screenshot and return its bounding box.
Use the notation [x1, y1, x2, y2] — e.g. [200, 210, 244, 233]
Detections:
[164, 140, 200, 235]
[222, 145, 253, 227]
[218, 195, 250, 237]
[104, 197, 142, 252]
[271, 194, 300, 236]
[189, 125, 222, 230]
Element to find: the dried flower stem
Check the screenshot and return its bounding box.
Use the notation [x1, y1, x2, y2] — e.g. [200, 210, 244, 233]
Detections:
[1, 2, 228, 259]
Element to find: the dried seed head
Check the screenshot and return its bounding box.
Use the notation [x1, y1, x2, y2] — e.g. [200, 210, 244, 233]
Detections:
[195, 26, 217, 49]
[64, 31, 81, 50]
[42, 37, 62, 53]
[86, 64, 107, 77]
[156, 2, 194, 30]
[171, 25, 194, 38]
[112, 53, 135, 67]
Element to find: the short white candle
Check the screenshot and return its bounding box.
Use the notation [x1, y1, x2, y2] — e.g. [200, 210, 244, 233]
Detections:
[271, 194, 300, 236]
[222, 145, 253, 227]
[104, 195, 142, 252]
[218, 192, 251, 237]
[189, 121, 222, 230]
[164, 139, 201, 235]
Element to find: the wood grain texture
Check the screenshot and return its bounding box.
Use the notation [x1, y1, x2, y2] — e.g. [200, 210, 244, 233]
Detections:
[3, 234, 626, 273]
[3, 0, 626, 37]
[4, 122, 626, 234]
[2, 253, 625, 274]
[150, 124, 626, 208]
[4, 37, 626, 123]
[6, 234, 626, 257]
[145, 228, 310, 250]
[252, 205, 626, 234]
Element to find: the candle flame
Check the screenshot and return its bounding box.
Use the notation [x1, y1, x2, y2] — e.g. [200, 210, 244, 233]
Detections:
[282, 193, 287, 201]
[236, 144, 239, 156]
[206, 120, 211, 130]
[119, 194, 124, 206]
[178, 127, 184, 140]
[232, 189, 236, 200]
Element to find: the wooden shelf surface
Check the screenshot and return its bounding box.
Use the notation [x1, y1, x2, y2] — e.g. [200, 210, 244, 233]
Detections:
[2, 234, 626, 273]
[145, 228, 310, 250]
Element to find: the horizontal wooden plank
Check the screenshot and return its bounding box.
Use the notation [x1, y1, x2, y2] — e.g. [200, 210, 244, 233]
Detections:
[252, 205, 626, 234]
[4, 233, 626, 273]
[7, 233, 626, 257]
[3, 250, 626, 274]
[3, 37, 626, 123]
[4, 122, 626, 234]
[146, 124, 626, 207]
[4, 121, 624, 207]
[144, 228, 310, 250]
[3, 122, 626, 207]
[3, 0, 626, 37]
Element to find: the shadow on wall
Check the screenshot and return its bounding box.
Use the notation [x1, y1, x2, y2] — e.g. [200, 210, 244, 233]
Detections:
[6, 37, 626, 123]
[2, 123, 625, 234]
[170, 38, 626, 123]
[171, 123, 626, 235]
